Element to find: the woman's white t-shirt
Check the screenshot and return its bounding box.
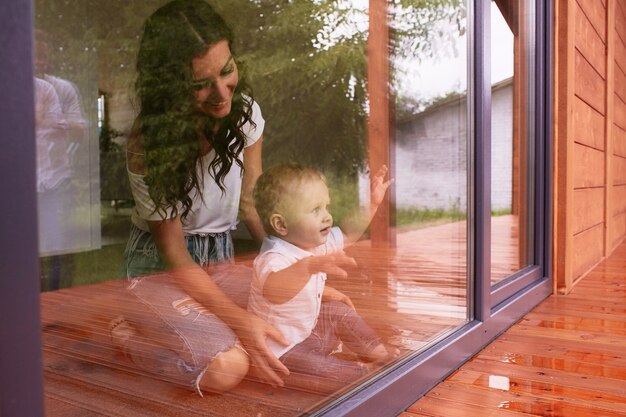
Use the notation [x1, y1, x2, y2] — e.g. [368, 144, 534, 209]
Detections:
[128, 100, 264, 235]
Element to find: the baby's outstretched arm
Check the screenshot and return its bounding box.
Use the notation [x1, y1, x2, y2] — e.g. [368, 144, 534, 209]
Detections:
[341, 165, 393, 245]
[263, 252, 357, 304]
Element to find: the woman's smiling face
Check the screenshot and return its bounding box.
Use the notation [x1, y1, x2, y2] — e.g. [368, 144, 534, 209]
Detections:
[191, 39, 238, 119]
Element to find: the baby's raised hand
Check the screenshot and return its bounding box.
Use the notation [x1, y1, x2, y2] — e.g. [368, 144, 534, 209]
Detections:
[370, 165, 393, 207]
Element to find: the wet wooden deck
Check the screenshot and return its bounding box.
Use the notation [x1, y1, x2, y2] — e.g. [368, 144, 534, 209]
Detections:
[39, 215, 531, 416]
[40, 247, 463, 414]
[404, 240, 626, 417]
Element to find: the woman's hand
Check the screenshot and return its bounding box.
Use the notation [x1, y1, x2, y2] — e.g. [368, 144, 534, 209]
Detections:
[323, 285, 355, 310]
[232, 313, 290, 386]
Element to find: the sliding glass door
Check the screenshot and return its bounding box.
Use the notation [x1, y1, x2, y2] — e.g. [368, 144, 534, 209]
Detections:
[0, 0, 552, 415]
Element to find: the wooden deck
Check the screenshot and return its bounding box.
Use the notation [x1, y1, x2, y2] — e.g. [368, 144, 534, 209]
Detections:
[404, 240, 626, 417]
[39, 216, 528, 416]
[39, 222, 468, 416]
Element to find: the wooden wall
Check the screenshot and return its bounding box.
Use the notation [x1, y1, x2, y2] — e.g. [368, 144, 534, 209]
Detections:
[554, 0, 626, 293]
[612, 1, 626, 250]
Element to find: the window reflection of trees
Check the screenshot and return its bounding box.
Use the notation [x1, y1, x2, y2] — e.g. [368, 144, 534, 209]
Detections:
[35, 0, 465, 200]
[34, 0, 470, 288]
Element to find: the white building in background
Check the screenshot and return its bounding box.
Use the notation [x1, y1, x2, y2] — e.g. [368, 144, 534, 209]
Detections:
[361, 77, 513, 213]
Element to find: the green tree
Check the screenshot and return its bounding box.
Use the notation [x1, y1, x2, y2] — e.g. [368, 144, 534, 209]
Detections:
[213, 1, 368, 177]
[216, 0, 465, 176]
[35, 0, 465, 181]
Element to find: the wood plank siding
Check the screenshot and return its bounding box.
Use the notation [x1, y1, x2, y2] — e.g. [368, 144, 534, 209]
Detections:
[404, 240, 626, 417]
[611, 0, 626, 253]
[554, 0, 626, 293]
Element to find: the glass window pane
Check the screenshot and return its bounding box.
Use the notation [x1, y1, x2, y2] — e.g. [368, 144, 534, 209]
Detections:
[36, 0, 469, 414]
[385, 0, 470, 331]
[490, 0, 535, 285]
[34, 24, 105, 292]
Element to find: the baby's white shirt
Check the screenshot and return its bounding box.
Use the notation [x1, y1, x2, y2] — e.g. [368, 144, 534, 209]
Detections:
[248, 227, 344, 358]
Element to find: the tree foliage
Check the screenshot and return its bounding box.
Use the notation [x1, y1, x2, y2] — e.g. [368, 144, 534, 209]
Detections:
[35, 0, 465, 179]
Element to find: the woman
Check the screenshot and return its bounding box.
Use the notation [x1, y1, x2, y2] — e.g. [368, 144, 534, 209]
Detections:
[113, 0, 289, 395]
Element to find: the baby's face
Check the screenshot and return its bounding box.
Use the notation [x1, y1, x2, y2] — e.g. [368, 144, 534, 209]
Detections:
[281, 179, 333, 250]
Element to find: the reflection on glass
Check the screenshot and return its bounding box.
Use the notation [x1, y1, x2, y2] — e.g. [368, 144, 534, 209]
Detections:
[382, 0, 469, 339]
[490, 0, 534, 284]
[34, 29, 98, 290]
[36, 0, 469, 415]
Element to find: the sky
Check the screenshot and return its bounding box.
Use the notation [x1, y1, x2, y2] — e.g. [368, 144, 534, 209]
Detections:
[395, 2, 514, 101]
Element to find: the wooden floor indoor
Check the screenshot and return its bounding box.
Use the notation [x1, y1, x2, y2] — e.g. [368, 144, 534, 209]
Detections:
[404, 241, 626, 417]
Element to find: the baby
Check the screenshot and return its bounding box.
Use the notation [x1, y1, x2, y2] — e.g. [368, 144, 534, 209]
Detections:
[248, 163, 395, 392]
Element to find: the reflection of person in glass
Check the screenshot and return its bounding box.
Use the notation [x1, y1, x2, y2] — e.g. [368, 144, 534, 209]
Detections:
[34, 77, 68, 195]
[112, 0, 288, 395]
[35, 30, 87, 150]
[249, 164, 395, 392]
[35, 29, 88, 290]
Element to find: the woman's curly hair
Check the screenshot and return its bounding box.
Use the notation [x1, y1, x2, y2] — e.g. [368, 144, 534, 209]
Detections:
[136, 0, 255, 219]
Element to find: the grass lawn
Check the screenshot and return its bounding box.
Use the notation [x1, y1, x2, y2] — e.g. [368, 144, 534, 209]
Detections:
[40, 200, 509, 291]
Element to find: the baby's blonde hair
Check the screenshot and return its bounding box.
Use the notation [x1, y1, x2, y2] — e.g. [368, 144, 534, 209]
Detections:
[254, 164, 326, 235]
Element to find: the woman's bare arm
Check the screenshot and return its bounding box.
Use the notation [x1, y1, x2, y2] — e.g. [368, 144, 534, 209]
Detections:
[240, 137, 266, 243]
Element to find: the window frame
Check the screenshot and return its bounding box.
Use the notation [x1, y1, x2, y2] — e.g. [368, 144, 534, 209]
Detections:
[0, 0, 553, 415]
[0, 0, 46, 415]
